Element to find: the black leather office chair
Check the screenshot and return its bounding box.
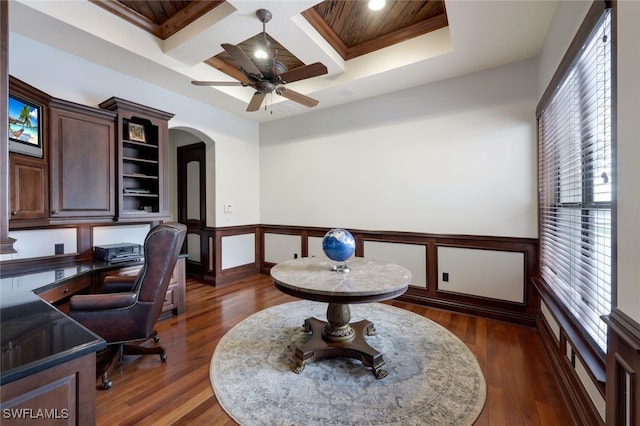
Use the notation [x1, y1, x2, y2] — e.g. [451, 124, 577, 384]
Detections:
[68, 222, 186, 389]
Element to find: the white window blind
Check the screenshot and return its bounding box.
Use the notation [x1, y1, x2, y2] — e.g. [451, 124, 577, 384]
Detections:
[538, 8, 612, 352]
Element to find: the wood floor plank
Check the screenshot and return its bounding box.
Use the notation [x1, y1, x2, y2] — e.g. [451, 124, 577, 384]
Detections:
[95, 275, 574, 425]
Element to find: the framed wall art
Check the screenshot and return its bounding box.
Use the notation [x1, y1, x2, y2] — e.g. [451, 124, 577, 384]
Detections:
[128, 122, 146, 142]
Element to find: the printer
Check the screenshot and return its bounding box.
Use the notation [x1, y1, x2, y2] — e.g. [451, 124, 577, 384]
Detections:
[94, 242, 142, 263]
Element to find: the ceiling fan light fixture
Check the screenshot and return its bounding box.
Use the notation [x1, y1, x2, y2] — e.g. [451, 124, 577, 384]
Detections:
[368, 0, 386, 11]
[192, 8, 327, 113]
[254, 9, 273, 60]
[254, 47, 269, 60]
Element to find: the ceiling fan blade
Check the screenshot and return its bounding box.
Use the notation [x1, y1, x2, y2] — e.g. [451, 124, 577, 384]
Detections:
[278, 62, 327, 84]
[221, 43, 263, 78]
[246, 92, 266, 112]
[191, 81, 246, 87]
[277, 87, 319, 108]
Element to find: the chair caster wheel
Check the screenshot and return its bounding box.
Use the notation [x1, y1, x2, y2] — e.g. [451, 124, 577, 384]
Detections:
[160, 353, 167, 362]
[103, 380, 112, 390]
[153, 335, 160, 343]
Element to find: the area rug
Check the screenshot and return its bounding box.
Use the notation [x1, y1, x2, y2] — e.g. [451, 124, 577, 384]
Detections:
[210, 300, 486, 425]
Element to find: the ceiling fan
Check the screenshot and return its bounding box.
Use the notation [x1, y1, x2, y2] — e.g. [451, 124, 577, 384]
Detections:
[191, 9, 328, 112]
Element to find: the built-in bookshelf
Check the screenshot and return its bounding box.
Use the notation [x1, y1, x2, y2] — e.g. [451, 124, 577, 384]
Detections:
[99, 97, 174, 219]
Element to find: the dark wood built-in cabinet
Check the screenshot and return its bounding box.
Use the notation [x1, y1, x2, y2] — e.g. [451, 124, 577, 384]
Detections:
[0, 300, 101, 426]
[49, 98, 116, 219]
[1, 353, 97, 426]
[7, 77, 51, 226]
[37, 275, 92, 307]
[9, 155, 48, 220]
[99, 97, 174, 220]
[7, 79, 174, 227]
[2, 79, 178, 424]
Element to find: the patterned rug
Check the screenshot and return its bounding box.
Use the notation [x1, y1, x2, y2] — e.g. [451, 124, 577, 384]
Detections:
[210, 300, 486, 425]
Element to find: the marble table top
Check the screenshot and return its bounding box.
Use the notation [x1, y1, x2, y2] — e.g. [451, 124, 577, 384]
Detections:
[270, 257, 411, 302]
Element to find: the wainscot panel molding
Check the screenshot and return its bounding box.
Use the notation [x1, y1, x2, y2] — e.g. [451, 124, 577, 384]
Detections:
[4, 221, 539, 328]
[197, 225, 260, 286]
[257, 225, 539, 326]
[603, 308, 640, 426]
[534, 277, 605, 426]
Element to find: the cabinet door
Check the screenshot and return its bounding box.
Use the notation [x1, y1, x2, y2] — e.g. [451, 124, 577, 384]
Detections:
[9, 154, 48, 220]
[0, 353, 97, 426]
[49, 101, 116, 218]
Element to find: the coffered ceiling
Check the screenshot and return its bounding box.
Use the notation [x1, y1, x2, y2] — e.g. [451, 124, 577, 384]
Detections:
[8, 0, 558, 123]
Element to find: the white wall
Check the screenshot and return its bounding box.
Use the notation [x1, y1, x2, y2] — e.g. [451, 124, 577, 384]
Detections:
[616, 0, 640, 323]
[259, 59, 538, 238]
[3, 228, 77, 260]
[536, 1, 590, 98]
[93, 224, 150, 246]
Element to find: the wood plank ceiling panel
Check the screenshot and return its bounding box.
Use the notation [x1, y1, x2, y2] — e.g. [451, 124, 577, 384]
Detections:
[93, 0, 449, 75]
[303, 0, 448, 60]
[91, 0, 224, 39]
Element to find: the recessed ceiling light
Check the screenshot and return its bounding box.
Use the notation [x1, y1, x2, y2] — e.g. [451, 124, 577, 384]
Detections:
[368, 0, 385, 11]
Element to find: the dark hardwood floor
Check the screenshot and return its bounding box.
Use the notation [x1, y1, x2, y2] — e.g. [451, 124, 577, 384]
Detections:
[95, 274, 574, 425]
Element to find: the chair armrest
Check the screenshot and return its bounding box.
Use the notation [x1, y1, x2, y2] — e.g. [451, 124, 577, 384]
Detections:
[69, 292, 137, 311]
[102, 275, 137, 293]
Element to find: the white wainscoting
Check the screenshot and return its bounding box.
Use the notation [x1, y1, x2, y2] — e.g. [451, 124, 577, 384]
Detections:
[308, 236, 328, 259]
[541, 300, 561, 342]
[363, 241, 426, 288]
[575, 352, 606, 422]
[264, 233, 301, 264]
[437, 247, 524, 303]
[221, 233, 255, 270]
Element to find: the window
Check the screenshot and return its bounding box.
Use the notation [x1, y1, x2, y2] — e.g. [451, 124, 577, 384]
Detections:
[537, 4, 613, 353]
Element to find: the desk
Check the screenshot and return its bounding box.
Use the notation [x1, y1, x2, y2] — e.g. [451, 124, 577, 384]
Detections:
[0, 256, 184, 425]
[271, 257, 411, 378]
[0, 265, 107, 425]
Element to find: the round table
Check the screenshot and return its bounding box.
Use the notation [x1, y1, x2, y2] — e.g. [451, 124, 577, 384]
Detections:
[270, 257, 411, 379]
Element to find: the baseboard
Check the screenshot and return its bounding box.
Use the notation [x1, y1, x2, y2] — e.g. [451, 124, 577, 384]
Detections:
[210, 263, 260, 286]
[398, 292, 538, 326]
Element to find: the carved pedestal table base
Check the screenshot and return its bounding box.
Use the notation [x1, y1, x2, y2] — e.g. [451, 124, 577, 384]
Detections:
[293, 302, 388, 379]
[271, 257, 411, 379]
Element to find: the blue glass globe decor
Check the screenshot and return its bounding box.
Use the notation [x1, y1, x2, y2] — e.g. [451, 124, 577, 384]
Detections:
[322, 228, 355, 272]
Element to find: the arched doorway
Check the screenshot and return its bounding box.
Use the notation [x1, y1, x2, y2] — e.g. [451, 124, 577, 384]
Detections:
[177, 142, 206, 277]
[169, 128, 213, 279]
